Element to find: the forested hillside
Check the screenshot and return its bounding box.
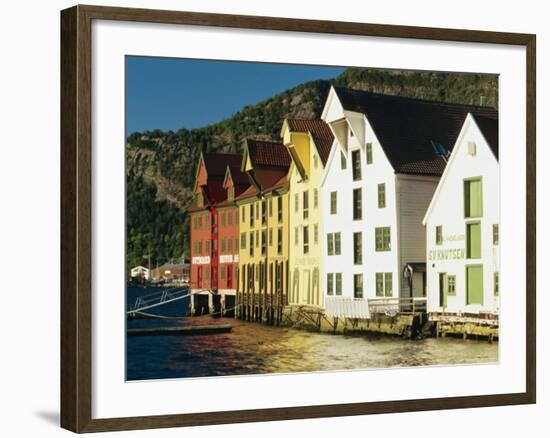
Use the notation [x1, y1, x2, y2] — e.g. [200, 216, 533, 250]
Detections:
[127, 68, 498, 268]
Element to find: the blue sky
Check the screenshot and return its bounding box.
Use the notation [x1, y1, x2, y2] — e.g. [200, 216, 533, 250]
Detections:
[125, 57, 345, 134]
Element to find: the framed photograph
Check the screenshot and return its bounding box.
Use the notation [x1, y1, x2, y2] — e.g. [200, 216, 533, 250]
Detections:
[60, 4, 536, 433]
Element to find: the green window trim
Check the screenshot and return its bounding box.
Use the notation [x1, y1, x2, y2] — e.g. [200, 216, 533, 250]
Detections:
[353, 232, 362, 265]
[466, 222, 482, 259]
[493, 224, 499, 245]
[375, 227, 391, 252]
[327, 233, 334, 256]
[334, 232, 341, 255]
[327, 273, 334, 296]
[466, 265, 484, 305]
[335, 273, 342, 296]
[353, 274, 363, 299]
[376, 273, 384, 297]
[352, 150, 362, 181]
[464, 178, 483, 218]
[436, 225, 443, 245]
[494, 272, 499, 296]
[447, 275, 456, 296]
[384, 272, 393, 297]
[366, 143, 373, 164]
[340, 151, 347, 169]
[378, 183, 386, 208]
[330, 191, 337, 215]
[353, 188, 362, 220]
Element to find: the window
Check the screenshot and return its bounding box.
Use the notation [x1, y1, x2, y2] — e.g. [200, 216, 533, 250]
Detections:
[277, 228, 283, 255]
[352, 150, 361, 180]
[269, 228, 273, 246]
[314, 224, 318, 244]
[269, 199, 273, 217]
[334, 232, 341, 255]
[205, 240, 210, 255]
[467, 141, 477, 156]
[240, 232, 246, 249]
[447, 275, 456, 295]
[494, 272, 499, 296]
[235, 237, 239, 252]
[303, 191, 309, 219]
[221, 265, 225, 280]
[376, 272, 393, 296]
[295, 227, 299, 246]
[493, 224, 499, 245]
[378, 183, 386, 208]
[436, 225, 443, 245]
[313, 154, 318, 169]
[466, 222, 481, 258]
[314, 189, 318, 208]
[340, 151, 347, 169]
[384, 273, 392, 297]
[466, 265, 484, 305]
[249, 204, 254, 226]
[376, 273, 384, 296]
[261, 230, 266, 255]
[353, 232, 362, 265]
[375, 227, 391, 251]
[354, 274, 363, 298]
[228, 210, 233, 225]
[277, 197, 283, 223]
[330, 192, 337, 214]
[221, 238, 226, 253]
[241, 207, 245, 223]
[464, 178, 483, 218]
[366, 143, 373, 164]
[294, 194, 299, 213]
[327, 273, 334, 296]
[353, 188, 362, 220]
[255, 230, 259, 248]
[303, 226, 309, 254]
[221, 211, 226, 226]
[327, 233, 334, 255]
[335, 273, 342, 296]
[261, 200, 266, 225]
[249, 232, 254, 257]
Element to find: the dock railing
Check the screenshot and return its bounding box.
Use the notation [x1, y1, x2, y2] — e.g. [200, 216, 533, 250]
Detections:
[368, 297, 427, 315]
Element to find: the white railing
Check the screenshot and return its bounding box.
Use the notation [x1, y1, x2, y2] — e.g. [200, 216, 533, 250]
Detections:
[368, 297, 427, 315]
[324, 297, 371, 319]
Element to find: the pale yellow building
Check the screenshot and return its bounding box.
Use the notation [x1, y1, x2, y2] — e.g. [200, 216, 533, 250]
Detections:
[235, 139, 291, 324]
[281, 119, 334, 307]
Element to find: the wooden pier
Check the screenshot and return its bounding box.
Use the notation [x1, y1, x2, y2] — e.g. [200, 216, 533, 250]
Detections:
[235, 291, 287, 326]
[127, 324, 232, 337]
[430, 312, 499, 342]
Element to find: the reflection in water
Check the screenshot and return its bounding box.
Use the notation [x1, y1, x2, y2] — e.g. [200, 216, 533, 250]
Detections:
[127, 314, 498, 381]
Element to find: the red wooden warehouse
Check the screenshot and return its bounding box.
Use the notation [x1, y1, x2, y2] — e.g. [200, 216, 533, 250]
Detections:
[189, 152, 248, 315]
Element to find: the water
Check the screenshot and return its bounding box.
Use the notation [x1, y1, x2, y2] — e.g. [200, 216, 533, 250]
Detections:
[127, 287, 498, 381]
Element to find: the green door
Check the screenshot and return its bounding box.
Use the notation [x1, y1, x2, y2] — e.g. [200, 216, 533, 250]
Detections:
[466, 265, 484, 305]
[439, 273, 448, 307]
[466, 222, 481, 258]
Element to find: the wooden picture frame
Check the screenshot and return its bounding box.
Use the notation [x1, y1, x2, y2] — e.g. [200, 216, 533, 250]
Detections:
[60, 4, 536, 433]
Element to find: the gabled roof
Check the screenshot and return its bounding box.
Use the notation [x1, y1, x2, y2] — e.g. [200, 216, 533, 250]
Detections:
[242, 139, 291, 191]
[193, 152, 244, 205]
[472, 114, 499, 159]
[244, 139, 291, 168]
[285, 118, 334, 165]
[332, 86, 498, 176]
[422, 113, 499, 224]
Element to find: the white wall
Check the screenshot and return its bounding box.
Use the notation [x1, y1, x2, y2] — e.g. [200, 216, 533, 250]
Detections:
[0, 1, 546, 437]
[425, 116, 500, 313]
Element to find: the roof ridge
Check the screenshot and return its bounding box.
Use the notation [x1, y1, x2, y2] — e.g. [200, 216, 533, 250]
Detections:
[333, 85, 498, 112]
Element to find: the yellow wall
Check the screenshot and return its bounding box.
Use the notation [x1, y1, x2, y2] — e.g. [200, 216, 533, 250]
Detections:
[236, 188, 290, 302]
[286, 132, 324, 307]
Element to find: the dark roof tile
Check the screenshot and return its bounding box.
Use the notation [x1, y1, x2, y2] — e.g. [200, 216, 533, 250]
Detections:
[285, 119, 334, 165]
[333, 87, 498, 175]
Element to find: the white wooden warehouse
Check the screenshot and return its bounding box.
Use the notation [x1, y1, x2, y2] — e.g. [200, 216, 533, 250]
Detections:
[423, 113, 499, 316]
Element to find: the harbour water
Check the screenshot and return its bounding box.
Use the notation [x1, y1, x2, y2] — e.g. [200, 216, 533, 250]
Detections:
[127, 287, 498, 381]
